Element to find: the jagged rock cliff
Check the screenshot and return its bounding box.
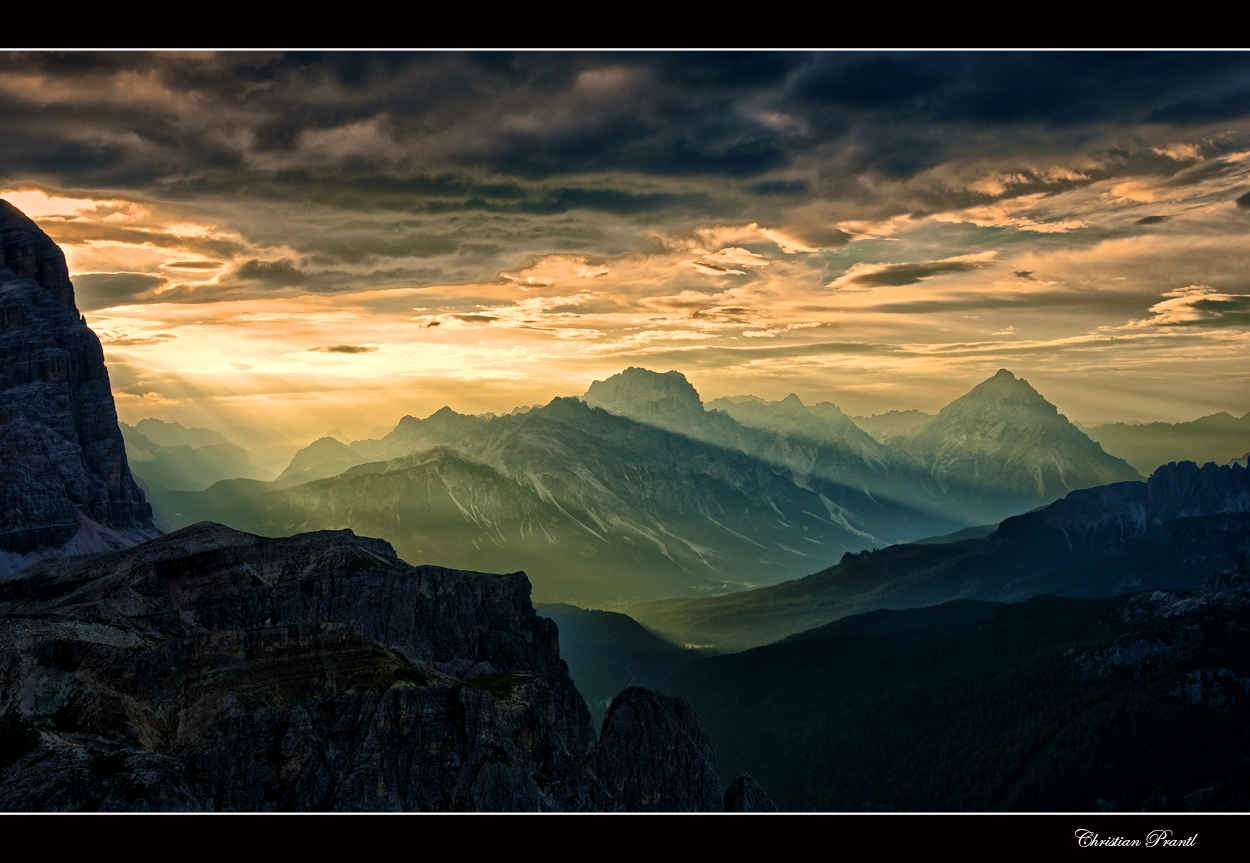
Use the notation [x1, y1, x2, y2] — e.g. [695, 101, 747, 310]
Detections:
[0, 200, 156, 576]
[0, 523, 758, 811]
[1025, 459, 1250, 544]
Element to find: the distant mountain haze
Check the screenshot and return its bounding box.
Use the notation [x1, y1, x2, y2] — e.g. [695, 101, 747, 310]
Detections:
[133, 418, 232, 449]
[120, 423, 278, 493]
[849, 410, 934, 443]
[275, 436, 367, 485]
[159, 398, 959, 605]
[705, 393, 879, 453]
[631, 460, 1250, 651]
[1084, 411, 1250, 475]
[155, 365, 1165, 607]
[897, 369, 1142, 523]
[581, 368, 954, 520]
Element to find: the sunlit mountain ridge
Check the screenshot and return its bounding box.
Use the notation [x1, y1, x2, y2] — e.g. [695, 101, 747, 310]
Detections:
[139, 367, 1144, 606]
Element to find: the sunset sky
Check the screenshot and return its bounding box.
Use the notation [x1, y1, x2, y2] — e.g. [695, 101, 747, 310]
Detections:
[4, 52, 1250, 452]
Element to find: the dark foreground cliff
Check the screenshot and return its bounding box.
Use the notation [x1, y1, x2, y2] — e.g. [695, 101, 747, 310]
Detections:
[0, 200, 157, 577]
[0, 523, 770, 811]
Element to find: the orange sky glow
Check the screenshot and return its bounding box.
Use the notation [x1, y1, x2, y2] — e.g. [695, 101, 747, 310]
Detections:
[4, 54, 1249, 453]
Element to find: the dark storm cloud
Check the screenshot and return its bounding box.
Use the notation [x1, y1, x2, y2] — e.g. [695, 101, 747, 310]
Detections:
[513, 188, 708, 215]
[72, 272, 166, 309]
[1236, 191, 1250, 209]
[8, 52, 1250, 299]
[7, 52, 1250, 195]
[837, 258, 992, 288]
[1158, 294, 1250, 327]
[1135, 215, 1171, 225]
[864, 290, 1152, 316]
[233, 259, 309, 285]
[310, 345, 377, 353]
[789, 52, 1250, 127]
[451, 314, 498, 324]
[751, 179, 809, 195]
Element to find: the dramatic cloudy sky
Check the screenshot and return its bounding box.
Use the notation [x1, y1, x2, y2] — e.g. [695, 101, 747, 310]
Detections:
[4, 51, 1250, 448]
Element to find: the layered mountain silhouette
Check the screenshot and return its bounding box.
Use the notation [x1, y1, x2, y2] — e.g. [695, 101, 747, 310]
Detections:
[849, 409, 934, 443]
[0, 201, 158, 577]
[632, 459, 1250, 650]
[153, 366, 1147, 606]
[119, 422, 279, 493]
[157, 397, 958, 605]
[1084, 410, 1250, 475]
[582, 368, 933, 509]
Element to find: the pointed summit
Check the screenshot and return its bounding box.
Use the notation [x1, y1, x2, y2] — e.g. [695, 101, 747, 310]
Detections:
[944, 369, 1054, 416]
[0, 199, 77, 309]
[277, 436, 366, 484]
[903, 370, 1142, 521]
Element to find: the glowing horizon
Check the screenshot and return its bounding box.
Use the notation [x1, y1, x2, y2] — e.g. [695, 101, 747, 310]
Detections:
[4, 53, 1249, 452]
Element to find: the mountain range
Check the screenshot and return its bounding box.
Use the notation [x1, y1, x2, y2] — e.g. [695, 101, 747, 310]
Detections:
[119, 420, 281, 493]
[149, 367, 1142, 606]
[153, 397, 954, 606]
[630, 459, 1250, 650]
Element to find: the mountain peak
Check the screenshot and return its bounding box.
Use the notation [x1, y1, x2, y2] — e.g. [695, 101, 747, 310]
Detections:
[958, 369, 1047, 408]
[904, 369, 1142, 517]
[1, 200, 155, 572]
[583, 368, 704, 423]
[0, 199, 77, 310]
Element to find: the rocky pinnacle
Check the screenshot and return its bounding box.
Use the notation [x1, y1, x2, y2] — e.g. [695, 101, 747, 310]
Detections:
[0, 200, 153, 563]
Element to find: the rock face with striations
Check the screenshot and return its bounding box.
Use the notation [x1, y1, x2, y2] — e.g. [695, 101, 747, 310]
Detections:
[590, 686, 724, 812]
[901, 369, 1143, 522]
[0, 523, 749, 811]
[0, 200, 156, 576]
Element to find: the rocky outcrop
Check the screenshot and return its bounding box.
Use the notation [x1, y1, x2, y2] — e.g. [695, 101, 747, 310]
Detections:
[0, 524, 745, 811]
[1028, 459, 1250, 546]
[584, 367, 709, 432]
[0, 200, 155, 575]
[590, 686, 723, 812]
[1069, 555, 1250, 684]
[723, 773, 779, 812]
